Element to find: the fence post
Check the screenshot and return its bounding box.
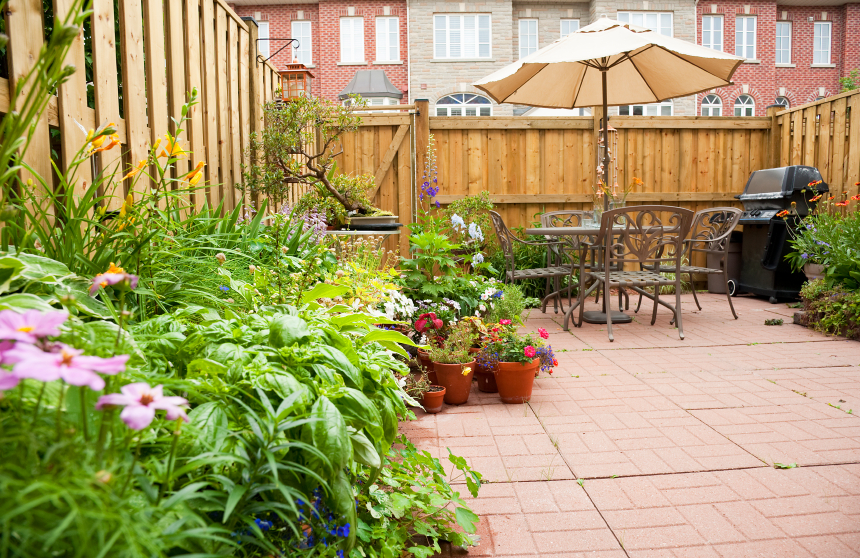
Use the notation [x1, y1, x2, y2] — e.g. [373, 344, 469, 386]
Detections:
[414, 99, 430, 192]
[767, 105, 781, 169]
[243, 17, 263, 214]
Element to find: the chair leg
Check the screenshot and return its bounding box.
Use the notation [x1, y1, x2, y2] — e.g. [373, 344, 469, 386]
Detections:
[690, 274, 702, 311]
[724, 273, 738, 319]
[676, 283, 685, 340]
[606, 283, 614, 342]
[555, 276, 563, 314]
[635, 292, 643, 313]
[623, 288, 629, 310]
[651, 288, 660, 326]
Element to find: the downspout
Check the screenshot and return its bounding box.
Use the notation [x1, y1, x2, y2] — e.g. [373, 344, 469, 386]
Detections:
[406, 1, 412, 104]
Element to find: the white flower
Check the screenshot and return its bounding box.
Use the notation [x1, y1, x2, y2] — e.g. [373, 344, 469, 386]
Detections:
[479, 304, 486, 312]
[481, 293, 489, 301]
[473, 253, 484, 264]
[451, 214, 466, 231]
[468, 223, 484, 242]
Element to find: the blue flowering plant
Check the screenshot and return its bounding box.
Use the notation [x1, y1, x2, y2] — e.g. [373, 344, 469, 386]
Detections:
[477, 321, 557, 375]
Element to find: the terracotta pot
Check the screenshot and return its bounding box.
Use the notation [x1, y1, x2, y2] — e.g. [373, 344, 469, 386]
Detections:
[417, 349, 437, 384]
[420, 386, 446, 414]
[495, 359, 540, 404]
[433, 360, 475, 405]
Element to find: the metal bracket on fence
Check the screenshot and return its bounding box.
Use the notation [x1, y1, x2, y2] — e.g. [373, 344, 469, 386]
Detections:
[256, 38, 299, 66]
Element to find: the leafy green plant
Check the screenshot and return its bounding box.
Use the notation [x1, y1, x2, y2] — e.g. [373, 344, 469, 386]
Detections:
[839, 69, 860, 93]
[799, 278, 860, 339]
[425, 321, 478, 365]
[487, 283, 528, 325]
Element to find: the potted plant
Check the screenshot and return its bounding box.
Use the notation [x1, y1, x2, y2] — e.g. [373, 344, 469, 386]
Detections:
[421, 385, 447, 414]
[404, 370, 446, 414]
[426, 321, 478, 406]
[478, 322, 556, 404]
[414, 311, 447, 384]
[459, 317, 496, 392]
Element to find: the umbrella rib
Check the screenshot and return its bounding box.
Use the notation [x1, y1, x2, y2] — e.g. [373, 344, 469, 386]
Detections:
[626, 44, 742, 102]
[626, 51, 662, 104]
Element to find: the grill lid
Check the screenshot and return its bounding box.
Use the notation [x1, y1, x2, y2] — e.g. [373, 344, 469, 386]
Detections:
[735, 166, 828, 201]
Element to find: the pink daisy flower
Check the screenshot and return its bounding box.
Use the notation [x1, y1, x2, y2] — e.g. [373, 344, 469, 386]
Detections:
[96, 382, 189, 430]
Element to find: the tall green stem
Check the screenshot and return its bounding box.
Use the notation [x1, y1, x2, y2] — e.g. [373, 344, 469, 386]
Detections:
[113, 291, 126, 355]
[79, 387, 89, 442]
[55, 382, 66, 443]
[157, 419, 183, 504]
[120, 437, 143, 498]
[30, 382, 46, 425]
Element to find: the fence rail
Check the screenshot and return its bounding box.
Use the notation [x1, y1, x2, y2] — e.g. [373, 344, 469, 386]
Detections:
[2, 0, 281, 211]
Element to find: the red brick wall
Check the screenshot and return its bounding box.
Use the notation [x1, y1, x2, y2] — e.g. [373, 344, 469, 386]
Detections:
[230, 2, 408, 103]
[696, 1, 857, 115]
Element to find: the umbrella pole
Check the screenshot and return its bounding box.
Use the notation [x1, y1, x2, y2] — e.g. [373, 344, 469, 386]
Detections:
[602, 69, 610, 212]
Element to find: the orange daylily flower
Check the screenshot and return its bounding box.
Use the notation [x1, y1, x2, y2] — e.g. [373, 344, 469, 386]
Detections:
[93, 134, 120, 153]
[810, 194, 822, 202]
[835, 201, 849, 207]
[159, 135, 189, 159]
[183, 161, 206, 185]
[122, 160, 148, 181]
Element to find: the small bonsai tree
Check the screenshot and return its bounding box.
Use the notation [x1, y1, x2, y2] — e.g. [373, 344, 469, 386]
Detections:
[241, 95, 376, 214]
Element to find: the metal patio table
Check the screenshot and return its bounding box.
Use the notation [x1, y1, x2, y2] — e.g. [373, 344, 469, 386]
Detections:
[525, 225, 633, 330]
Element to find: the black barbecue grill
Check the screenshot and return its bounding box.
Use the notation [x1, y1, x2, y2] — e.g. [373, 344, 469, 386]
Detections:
[734, 165, 828, 302]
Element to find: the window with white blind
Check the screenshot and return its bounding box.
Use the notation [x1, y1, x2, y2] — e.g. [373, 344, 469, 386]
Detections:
[560, 19, 579, 37]
[519, 19, 538, 58]
[291, 20, 312, 65]
[814, 22, 831, 64]
[735, 16, 756, 59]
[257, 21, 270, 58]
[702, 15, 723, 51]
[617, 12, 673, 36]
[376, 17, 399, 62]
[776, 22, 791, 64]
[433, 14, 492, 59]
[435, 93, 492, 116]
[619, 102, 673, 116]
[340, 17, 364, 63]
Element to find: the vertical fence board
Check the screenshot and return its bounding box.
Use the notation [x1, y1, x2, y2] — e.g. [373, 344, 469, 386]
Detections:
[215, 6, 230, 212]
[228, 18, 242, 212]
[55, 0, 92, 196]
[6, 0, 53, 208]
[201, 0, 219, 205]
[118, 0, 149, 194]
[165, 0, 187, 180]
[91, 0, 120, 182]
[143, 0, 168, 201]
[184, 0, 205, 209]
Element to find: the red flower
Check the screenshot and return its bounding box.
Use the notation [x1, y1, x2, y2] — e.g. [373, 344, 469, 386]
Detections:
[524, 345, 536, 358]
[538, 328, 549, 339]
[552, 359, 558, 367]
[431, 318, 443, 329]
[835, 201, 849, 207]
[499, 319, 512, 325]
[414, 312, 442, 333]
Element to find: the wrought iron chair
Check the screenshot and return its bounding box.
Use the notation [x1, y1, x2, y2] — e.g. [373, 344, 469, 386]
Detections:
[489, 211, 573, 313]
[540, 210, 628, 315]
[634, 207, 742, 320]
[576, 206, 694, 341]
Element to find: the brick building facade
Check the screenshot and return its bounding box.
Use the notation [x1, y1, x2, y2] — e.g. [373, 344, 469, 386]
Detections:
[695, 1, 860, 116]
[230, 1, 409, 103]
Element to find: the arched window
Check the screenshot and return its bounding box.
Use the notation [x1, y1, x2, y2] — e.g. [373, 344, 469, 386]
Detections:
[435, 94, 493, 116]
[701, 94, 722, 116]
[775, 96, 790, 108]
[734, 94, 755, 116]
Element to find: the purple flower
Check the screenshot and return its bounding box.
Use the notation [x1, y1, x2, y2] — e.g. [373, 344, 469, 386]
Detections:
[89, 263, 139, 296]
[0, 309, 68, 343]
[8, 343, 128, 391]
[96, 382, 189, 430]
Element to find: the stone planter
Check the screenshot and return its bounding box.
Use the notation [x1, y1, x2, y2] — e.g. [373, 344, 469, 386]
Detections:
[420, 385, 446, 414]
[495, 359, 540, 404]
[433, 361, 475, 405]
[804, 263, 826, 281]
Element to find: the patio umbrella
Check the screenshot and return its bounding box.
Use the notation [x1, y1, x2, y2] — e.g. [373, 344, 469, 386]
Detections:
[473, 17, 745, 209]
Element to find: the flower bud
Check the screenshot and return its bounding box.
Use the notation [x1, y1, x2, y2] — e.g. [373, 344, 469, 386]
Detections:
[249, 264, 256, 274]
[215, 252, 226, 265]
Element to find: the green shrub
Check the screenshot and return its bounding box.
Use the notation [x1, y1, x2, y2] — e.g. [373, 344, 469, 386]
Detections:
[800, 279, 860, 339]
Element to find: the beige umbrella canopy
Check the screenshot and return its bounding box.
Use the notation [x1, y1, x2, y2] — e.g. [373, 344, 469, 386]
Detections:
[473, 17, 745, 206]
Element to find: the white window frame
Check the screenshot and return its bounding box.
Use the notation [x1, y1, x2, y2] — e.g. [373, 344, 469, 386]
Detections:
[617, 12, 673, 36]
[701, 94, 722, 116]
[375, 16, 399, 62]
[775, 96, 790, 108]
[814, 21, 831, 64]
[775, 21, 791, 64]
[291, 20, 312, 66]
[257, 21, 270, 58]
[435, 93, 493, 116]
[518, 19, 538, 59]
[619, 101, 674, 116]
[735, 16, 756, 59]
[560, 19, 579, 38]
[433, 14, 492, 59]
[340, 17, 365, 64]
[734, 94, 755, 116]
[702, 15, 723, 51]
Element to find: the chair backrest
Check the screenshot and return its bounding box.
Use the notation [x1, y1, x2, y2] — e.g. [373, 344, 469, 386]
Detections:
[687, 207, 742, 256]
[539, 210, 591, 228]
[597, 206, 694, 270]
[489, 211, 516, 272]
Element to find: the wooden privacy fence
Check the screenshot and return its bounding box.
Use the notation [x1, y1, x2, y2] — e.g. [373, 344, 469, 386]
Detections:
[771, 89, 860, 199]
[338, 93, 860, 247]
[1, 0, 280, 211]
